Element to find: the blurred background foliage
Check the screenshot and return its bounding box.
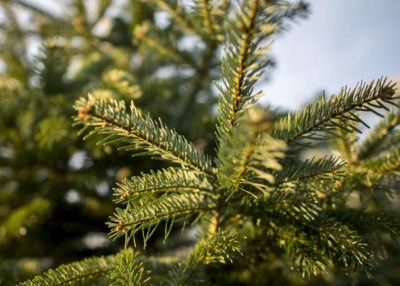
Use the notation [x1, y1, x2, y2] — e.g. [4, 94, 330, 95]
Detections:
[0, 0, 223, 284]
[0, 0, 399, 285]
[0, 0, 218, 285]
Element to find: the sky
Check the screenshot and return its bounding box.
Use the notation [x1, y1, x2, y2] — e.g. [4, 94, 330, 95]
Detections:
[262, 0, 400, 110]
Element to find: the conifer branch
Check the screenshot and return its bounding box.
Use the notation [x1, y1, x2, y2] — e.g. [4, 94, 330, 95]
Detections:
[236, 132, 258, 184]
[18, 255, 115, 286]
[108, 193, 215, 242]
[357, 107, 400, 159]
[236, 185, 321, 223]
[215, 0, 309, 146]
[215, 0, 262, 145]
[274, 224, 329, 277]
[272, 156, 346, 186]
[271, 219, 373, 277]
[274, 78, 397, 145]
[216, 109, 286, 235]
[164, 231, 241, 285]
[228, 0, 259, 127]
[114, 167, 214, 203]
[311, 222, 373, 274]
[19, 250, 151, 286]
[74, 95, 215, 176]
[330, 209, 400, 239]
[110, 251, 151, 285]
[213, 1, 308, 235]
[261, 188, 321, 221]
[362, 148, 400, 172]
[218, 108, 286, 194]
[343, 172, 399, 201]
[209, 188, 224, 235]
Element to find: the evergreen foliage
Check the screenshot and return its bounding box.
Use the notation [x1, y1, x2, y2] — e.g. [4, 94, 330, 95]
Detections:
[2, 0, 400, 285]
[164, 231, 241, 285]
[19, 254, 115, 286]
[274, 79, 396, 145]
[18, 250, 152, 286]
[74, 95, 214, 175]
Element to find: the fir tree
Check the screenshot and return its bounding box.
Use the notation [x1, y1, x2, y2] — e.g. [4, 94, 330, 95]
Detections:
[2, 0, 400, 285]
